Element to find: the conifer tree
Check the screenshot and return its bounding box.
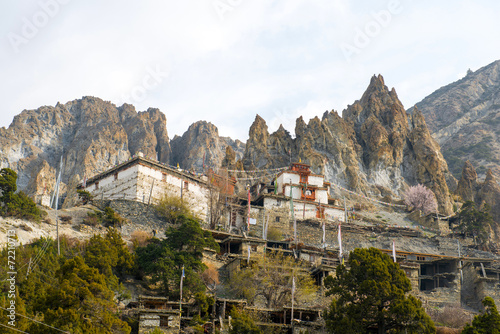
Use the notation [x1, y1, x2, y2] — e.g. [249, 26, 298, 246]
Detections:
[324, 248, 435, 334]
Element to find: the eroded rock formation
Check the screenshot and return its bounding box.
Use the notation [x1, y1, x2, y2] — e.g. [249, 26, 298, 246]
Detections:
[242, 75, 454, 214]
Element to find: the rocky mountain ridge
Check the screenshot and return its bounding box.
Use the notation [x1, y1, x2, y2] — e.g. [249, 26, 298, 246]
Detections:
[170, 121, 245, 172]
[240, 75, 454, 214]
[0, 75, 466, 215]
[410, 60, 500, 179]
[0, 97, 171, 207]
[457, 160, 500, 222]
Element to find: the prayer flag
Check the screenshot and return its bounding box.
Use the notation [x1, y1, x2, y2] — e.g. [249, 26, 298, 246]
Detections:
[392, 240, 397, 263]
[247, 188, 251, 230]
[338, 224, 343, 263]
[322, 221, 326, 247]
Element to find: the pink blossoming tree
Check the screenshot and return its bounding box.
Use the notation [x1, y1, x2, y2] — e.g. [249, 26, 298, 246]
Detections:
[404, 184, 438, 214]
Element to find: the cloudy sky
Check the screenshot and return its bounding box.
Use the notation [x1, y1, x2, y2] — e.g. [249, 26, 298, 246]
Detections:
[1, 0, 499, 141]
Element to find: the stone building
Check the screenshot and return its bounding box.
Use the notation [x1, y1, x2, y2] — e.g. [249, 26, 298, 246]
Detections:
[223, 162, 346, 235]
[80, 153, 210, 220]
[137, 296, 182, 334]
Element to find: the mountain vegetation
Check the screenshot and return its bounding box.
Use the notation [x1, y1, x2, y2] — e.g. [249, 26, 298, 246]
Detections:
[228, 251, 318, 309]
[0, 230, 133, 333]
[324, 248, 436, 334]
[455, 201, 494, 245]
[0, 168, 43, 221]
[135, 214, 219, 299]
[404, 184, 438, 215]
[461, 297, 500, 334]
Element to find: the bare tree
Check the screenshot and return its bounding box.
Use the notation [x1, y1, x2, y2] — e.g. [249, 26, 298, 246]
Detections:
[207, 168, 232, 229]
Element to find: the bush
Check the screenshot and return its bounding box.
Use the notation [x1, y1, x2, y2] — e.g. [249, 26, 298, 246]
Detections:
[267, 227, 282, 241]
[19, 223, 33, 232]
[77, 189, 93, 205]
[404, 184, 438, 215]
[0, 168, 44, 221]
[130, 230, 152, 248]
[82, 208, 124, 228]
[60, 215, 73, 223]
[429, 304, 469, 329]
[83, 215, 99, 227]
[229, 308, 261, 334]
[462, 297, 500, 333]
[156, 194, 193, 223]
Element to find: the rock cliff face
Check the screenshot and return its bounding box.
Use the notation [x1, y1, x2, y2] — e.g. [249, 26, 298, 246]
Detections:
[457, 161, 500, 223]
[0, 97, 171, 206]
[411, 60, 500, 179]
[242, 75, 454, 214]
[170, 121, 244, 172]
[1, 76, 457, 215]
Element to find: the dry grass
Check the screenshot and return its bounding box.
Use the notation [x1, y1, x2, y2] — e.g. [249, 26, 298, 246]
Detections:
[19, 223, 33, 232]
[430, 304, 470, 330]
[436, 327, 460, 334]
[59, 215, 73, 223]
[130, 230, 152, 248]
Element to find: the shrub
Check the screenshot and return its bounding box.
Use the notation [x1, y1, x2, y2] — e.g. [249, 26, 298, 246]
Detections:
[229, 308, 261, 334]
[0, 168, 44, 221]
[19, 223, 33, 232]
[77, 189, 93, 205]
[130, 230, 152, 248]
[83, 215, 99, 227]
[404, 184, 438, 215]
[267, 227, 282, 241]
[83, 207, 125, 228]
[462, 297, 500, 333]
[60, 215, 73, 223]
[156, 194, 193, 223]
[429, 304, 469, 329]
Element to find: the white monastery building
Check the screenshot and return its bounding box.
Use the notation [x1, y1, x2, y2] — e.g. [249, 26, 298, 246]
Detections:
[80, 153, 210, 220]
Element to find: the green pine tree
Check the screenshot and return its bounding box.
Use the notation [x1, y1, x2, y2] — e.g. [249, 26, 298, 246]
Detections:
[324, 247, 435, 334]
[462, 297, 500, 334]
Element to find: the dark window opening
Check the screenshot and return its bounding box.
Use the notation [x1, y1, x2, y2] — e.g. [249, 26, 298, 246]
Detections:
[420, 279, 434, 291]
[231, 209, 236, 227]
[229, 243, 239, 254]
[159, 316, 169, 327]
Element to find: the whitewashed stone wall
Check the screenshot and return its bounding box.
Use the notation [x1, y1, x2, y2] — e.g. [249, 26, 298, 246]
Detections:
[84, 162, 209, 220]
[277, 173, 300, 192]
[316, 189, 328, 205]
[308, 175, 323, 187]
[283, 184, 302, 200]
[85, 165, 139, 201]
[263, 197, 344, 222]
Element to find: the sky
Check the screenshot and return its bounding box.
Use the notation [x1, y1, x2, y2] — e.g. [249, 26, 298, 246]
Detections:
[1, 0, 500, 141]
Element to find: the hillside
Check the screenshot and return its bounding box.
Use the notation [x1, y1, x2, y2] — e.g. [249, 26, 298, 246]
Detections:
[410, 60, 500, 179]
